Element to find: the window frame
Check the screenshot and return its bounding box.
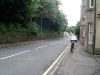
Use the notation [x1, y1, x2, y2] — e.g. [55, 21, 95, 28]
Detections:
[88, 23, 93, 44]
[89, 0, 95, 8]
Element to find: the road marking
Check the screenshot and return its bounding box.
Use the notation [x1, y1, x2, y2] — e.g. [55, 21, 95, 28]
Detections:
[0, 50, 31, 60]
[49, 45, 71, 75]
[0, 45, 47, 60]
[43, 43, 71, 75]
[35, 45, 47, 50]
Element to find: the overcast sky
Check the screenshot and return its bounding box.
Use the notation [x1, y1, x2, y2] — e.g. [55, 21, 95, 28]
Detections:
[60, 0, 82, 26]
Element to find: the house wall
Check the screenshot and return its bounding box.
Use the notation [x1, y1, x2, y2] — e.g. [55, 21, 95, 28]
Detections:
[86, 12, 94, 23]
[80, 0, 100, 54]
[80, 0, 87, 45]
[95, 0, 100, 53]
[80, 25, 85, 44]
[84, 1, 94, 52]
[80, 0, 95, 53]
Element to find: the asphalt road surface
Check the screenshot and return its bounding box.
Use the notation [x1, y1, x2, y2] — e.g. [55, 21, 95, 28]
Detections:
[0, 38, 70, 75]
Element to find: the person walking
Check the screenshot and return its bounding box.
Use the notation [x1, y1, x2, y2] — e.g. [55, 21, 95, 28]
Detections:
[70, 35, 77, 53]
[70, 40, 74, 53]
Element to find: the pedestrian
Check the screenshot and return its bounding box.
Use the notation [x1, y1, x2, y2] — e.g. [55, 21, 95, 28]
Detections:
[70, 40, 74, 53]
[70, 35, 77, 53]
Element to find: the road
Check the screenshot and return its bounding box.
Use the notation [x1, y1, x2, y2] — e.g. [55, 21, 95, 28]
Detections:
[0, 38, 70, 75]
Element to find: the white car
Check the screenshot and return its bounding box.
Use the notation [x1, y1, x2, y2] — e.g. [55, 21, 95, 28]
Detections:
[70, 35, 78, 42]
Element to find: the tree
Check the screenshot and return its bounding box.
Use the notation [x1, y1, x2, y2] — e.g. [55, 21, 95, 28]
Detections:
[59, 12, 68, 32]
[35, 0, 68, 32]
[67, 26, 76, 33]
[0, 0, 68, 34]
[0, 0, 39, 26]
[75, 21, 80, 39]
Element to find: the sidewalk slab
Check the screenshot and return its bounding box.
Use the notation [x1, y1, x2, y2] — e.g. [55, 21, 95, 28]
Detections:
[54, 42, 100, 75]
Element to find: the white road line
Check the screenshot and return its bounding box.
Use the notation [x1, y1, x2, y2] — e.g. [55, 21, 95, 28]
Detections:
[0, 50, 31, 60]
[35, 45, 47, 50]
[43, 44, 71, 75]
[0, 45, 47, 60]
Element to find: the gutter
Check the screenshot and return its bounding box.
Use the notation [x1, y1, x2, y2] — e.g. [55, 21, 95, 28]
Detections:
[93, 0, 96, 55]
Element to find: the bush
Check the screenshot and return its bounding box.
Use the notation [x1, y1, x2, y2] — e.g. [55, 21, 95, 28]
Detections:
[29, 21, 40, 34]
[0, 23, 27, 32]
[16, 26, 27, 32]
[0, 22, 40, 34]
[0, 23, 8, 32]
[8, 24, 17, 32]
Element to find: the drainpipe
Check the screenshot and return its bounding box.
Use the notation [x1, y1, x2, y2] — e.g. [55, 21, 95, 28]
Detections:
[93, 0, 96, 55]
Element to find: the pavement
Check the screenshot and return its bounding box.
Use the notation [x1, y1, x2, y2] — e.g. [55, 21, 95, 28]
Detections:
[54, 42, 100, 75]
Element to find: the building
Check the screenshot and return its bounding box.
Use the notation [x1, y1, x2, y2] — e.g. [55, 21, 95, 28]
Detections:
[80, 0, 100, 54]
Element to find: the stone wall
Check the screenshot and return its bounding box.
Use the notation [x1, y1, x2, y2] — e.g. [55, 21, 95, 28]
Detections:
[0, 32, 63, 44]
[0, 32, 39, 44]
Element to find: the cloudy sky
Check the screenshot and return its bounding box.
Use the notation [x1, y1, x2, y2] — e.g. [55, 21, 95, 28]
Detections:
[60, 0, 82, 26]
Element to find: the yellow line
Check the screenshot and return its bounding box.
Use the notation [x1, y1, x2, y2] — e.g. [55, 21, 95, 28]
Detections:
[42, 43, 71, 75]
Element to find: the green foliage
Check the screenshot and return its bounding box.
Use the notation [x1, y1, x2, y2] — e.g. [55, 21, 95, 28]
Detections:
[29, 22, 40, 34]
[16, 27, 27, 32]
[37, 0, 67, 32]
[75, 21, 80, 39]
[67, 26, 76, 33]
[8, 24, 18, 32]
[0, 23, 27, 32]
[59, 12, 68, 32]
[0, 23, 8, 32]
[0, 0, 68, 35]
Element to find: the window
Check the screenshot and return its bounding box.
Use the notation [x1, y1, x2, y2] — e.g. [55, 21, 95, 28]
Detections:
[88, 23, 93, 44]
[89, 0, 94, 8]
